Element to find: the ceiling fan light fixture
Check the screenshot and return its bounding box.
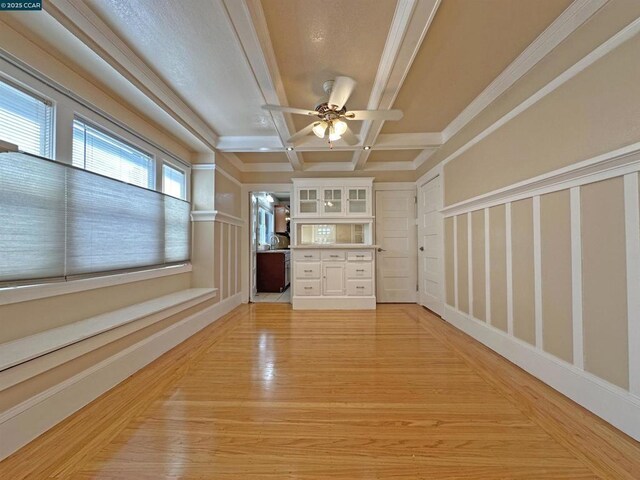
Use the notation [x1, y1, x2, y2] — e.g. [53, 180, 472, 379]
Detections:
[333, 119, 347, 136]
[328, 124, 341, 142]
[312, 121, 328, 138]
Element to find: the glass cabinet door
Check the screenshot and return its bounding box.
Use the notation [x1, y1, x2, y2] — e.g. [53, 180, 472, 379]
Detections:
[323, 188, 343, 215]
[347, 188, 368, 215]
[297, 188, 319, 215]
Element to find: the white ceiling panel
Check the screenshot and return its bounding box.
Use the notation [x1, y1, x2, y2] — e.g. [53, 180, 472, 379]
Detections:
[85, 0, 276, 137]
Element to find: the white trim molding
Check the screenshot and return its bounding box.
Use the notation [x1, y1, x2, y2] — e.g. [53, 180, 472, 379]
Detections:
[191, 210, 245, 226]
[570, 187, 584, 370]
[443, 305, 640, 441]
[624, 173, 640, 396]
[0, 292, 243, 461]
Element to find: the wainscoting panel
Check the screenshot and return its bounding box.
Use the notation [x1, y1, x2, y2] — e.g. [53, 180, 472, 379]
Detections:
[441, 145, 640, 440]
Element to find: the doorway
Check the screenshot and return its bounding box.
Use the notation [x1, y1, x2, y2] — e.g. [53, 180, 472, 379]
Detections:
[249, 191, 292, 303]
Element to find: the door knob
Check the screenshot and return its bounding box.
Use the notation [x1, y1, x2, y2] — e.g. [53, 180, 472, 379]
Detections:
[419, 246, 424, 251]
[377, 248, 386, 252]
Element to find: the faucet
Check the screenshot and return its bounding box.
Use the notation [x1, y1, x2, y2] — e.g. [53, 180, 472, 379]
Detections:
[269, 234, 280, 250]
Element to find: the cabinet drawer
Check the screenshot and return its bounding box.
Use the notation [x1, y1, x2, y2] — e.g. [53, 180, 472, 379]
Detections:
[346, 262, 372, 279]
[347, 251, 372, 261]
[321, 250, 346, 261]
[347, 280, 373, 296]
[294, 250, 320, 261]
[297, 280, 321, 296]
[295, 262, 320, 279]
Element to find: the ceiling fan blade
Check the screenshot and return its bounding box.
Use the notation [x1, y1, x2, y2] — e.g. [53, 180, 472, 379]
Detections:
[344, 109, 403, 121]
[328, 76, 356, 110]
[341, 126, 359, 146]
[286, 123, 316, 144]
[262, 105, 317, 116]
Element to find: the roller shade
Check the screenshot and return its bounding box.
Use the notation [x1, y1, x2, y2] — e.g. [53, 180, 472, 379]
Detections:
[0, 152, 190, 285]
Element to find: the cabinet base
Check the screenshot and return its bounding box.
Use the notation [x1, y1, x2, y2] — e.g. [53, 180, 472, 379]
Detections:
[292, 296, 376, 310]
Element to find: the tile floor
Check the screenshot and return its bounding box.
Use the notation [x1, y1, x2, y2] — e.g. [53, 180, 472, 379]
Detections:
[252, 287, 291, 303]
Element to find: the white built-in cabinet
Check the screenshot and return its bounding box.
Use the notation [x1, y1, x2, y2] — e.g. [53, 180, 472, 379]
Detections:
[294, 183, 371, 218]
[291, 178, 376, 310]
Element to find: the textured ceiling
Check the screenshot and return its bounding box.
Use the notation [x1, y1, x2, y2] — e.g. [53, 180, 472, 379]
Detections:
[234, 152, 290, 163]
[304, 151, 354, 163]
[383, 0, 573, 133]
[260, 0, 397, 133]
[86, 0, 276, 137]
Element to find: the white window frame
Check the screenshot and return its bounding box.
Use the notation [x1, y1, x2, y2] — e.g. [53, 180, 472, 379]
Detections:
[0, 62, 193, 305]
[162, 160, 189, 200]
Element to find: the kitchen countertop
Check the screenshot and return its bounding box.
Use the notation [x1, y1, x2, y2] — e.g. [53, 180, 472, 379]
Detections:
[257, 249, 291, 253]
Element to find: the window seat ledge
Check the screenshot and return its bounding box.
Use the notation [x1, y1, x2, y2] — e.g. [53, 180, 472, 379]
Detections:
[0, 288, 217, 373]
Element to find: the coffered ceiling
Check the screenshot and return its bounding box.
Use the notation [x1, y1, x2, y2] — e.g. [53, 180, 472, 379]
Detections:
[0, 0, 598, 176]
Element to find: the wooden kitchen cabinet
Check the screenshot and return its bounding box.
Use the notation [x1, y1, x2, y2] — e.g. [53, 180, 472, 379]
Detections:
[256, 251, 291, 292]
[274, 205, 289, 233]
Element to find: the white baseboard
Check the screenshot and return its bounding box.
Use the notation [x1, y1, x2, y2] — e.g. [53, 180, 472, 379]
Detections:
[443, 305, 640, 441]
[292, 296, 376, 310]
[0, 292, 242, 461]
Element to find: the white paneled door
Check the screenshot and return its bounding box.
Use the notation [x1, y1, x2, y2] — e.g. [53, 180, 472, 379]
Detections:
[375, 190, 417, 303]
[418, 176, 443, 315]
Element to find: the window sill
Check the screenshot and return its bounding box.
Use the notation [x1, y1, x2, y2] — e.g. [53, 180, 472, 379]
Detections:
[0, 263, 192, 306]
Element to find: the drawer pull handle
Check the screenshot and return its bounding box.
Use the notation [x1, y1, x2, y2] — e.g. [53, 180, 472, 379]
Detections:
[356, 269, 365, 272]
[330, 255, 339, 258]
[356, 255, 364, 258]
[304, 255, 313, 258]
[304, 269, 313, 272]
[356, 286, 365, 289]
[304, 286, 313, 290]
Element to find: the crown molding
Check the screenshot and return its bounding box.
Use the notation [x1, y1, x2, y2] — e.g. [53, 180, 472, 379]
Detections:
[440, 0, 607, 144]
[45, 0, 219, 151]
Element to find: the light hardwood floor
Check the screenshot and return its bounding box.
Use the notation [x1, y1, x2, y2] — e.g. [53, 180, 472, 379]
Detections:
[1, 304, 639, 479]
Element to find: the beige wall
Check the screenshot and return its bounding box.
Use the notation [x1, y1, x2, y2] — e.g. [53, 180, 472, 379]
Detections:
[456, 215, 469, 314]
[471, 210, 486, 321]
[540, 191, 573, 363]
[581, 178, 629, 388]
[215, 172, 242, 218]
[444, 217, 455, 306]
[489, 205, 507, 332]
[436, 4, 638, 402]
[511, 199, 535, 345]
[443, 31, 640, 205]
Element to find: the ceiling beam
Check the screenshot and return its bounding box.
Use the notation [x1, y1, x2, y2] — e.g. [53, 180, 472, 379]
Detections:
[45, 0, 220, 151]
[222, 0, 304, 170]
[352, 0, 441, 171]
[216, 132, 442, 152]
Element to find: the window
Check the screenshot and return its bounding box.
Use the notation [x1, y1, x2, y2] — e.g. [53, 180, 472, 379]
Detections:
[163, 163, 186, 199]
[0, 151, 190, 285]
[72, 118, 154, 189]
[258, 206, 273, 247]
[0, 78, 53, 157]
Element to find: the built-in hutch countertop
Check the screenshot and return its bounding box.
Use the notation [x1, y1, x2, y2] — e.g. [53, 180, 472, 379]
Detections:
[290, 178, 376, 310]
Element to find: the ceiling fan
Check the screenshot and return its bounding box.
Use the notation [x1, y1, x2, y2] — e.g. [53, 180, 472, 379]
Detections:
[262, 76, 403, 148]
